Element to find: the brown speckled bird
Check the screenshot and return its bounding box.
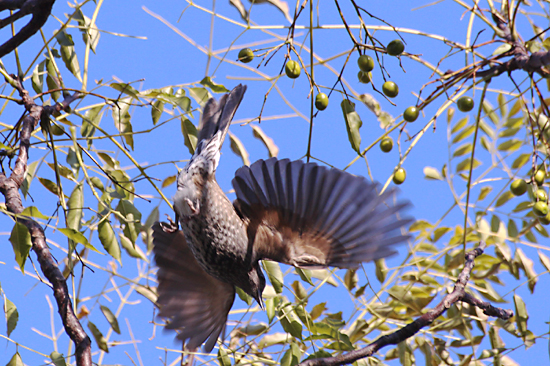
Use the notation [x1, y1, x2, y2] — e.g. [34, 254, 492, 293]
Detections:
[153, 84, 412, 352]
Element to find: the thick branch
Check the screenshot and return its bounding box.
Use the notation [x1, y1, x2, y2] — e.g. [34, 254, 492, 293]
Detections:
[0, 0, 56, 58]
[0, 76, 91, 365]
[299, 244, 513, 366]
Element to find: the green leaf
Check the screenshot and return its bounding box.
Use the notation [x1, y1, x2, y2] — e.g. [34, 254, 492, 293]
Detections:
[341, 99, 362, 154]
[21, 161, 38, 199]
[181, 118, 198, 155]
[188, 87, 210, 106]
[344, 269, 357, 290]
[31, 61, 44, 94]
[279, 307, 302, 339]
[539, 250, 550, 272]
[4, 297, 18, 337]
[217, 347, 232, 366]
[252, 125, 279, 158]
[151, 100, 164, 125]
[496, 191, 514, 207]
[6, 352, 23, 366]
[67, 183, 83, 231]
[50, 351, 67, 366]
[482, 100, 500, 125]
[497, 139, 522, 152]
[235, 286, 253, 306]
[451, 116, 468, 134]
[263, 260, 284, 293]
[135, 285, 157, 304]
[100, 305, 121, 334]
[375, 258, 387, 283]
[66, 147, 81, 177]
[452, 125, 475, 144]
[74, 9, 100, 52]
[116, 200, 142, 244]
[229, 132, 250, 166]
[516, 248, 537, 293]
[45, 58, 61, 101]
[514, 294, 528, 334]
[423, 166, 443, 180]
[58, 228, 100, 253]
[477, 186, 492, 201]
[9, 222, 31, 272]
[508, 98, 523, 117]
[47, 162, 74, 181]
[452, 143, 473, 157]
[200, 77, 229, 93]
[81, 105, 103, 143]
[55, 31, 82, 82]
[98, 220, 121, 262]
[88, 321, 109, 352]
[281, 343, 301, 366]
[310, 302, 326, 320]
[110, 82, 139, 98]
[455, 157, 481, 172]
[512, 153, 530, 169]
[20, 206, 49, 220]
[295, 268, 314, 285]
[493, 43, 512, 55]
[38, 177, 64, 197]
[112, 102, 134, 150]
[120, 233, 147, 260]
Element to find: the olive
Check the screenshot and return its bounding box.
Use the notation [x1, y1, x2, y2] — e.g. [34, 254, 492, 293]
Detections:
[533, 201, 549, 217]
[382, 81, 399, 98]
[357, 55, 374, 72]
[510, 179, 527, 196]
[539, 212, 550, 225]
[387, 39, 405, 56]
[50, 123, 65, 136]
[393, 167, 406, 185]
[380, 137, 393, 153]
[315, 93, 329, 111]
[358, 71, 372, 84]
[238, 48, 254, 63]
[457, 96, 474, 112]
[285, 60, 301, 79]
[535, 168, 546, 186]
[536, 188, 548, 202]
[403, 106, 419, 122]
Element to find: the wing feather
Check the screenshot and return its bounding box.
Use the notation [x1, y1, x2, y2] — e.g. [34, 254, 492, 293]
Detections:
[232, 158, 412, 269]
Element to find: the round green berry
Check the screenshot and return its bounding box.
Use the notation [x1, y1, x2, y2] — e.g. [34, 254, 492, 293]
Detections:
[382, 81, 399, 98]
[358, 55, 375, 72]
[510, 179, 527, 196]
[238, 48, 254, 63]
[403, 106, 419, 122]
[457, 96, 474, 112]
[393, 167, 406, 185]
[380, 137, 393, 153]
[315, 93, 329, 111]
[387, 39, 405, 56]
[285, 60, 301, 79]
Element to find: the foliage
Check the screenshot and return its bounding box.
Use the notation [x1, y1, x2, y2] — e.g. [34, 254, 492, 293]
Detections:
[0, 1, 549, 365]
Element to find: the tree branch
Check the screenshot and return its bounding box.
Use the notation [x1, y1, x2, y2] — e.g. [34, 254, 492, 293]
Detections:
[0, 0, 56, 58]
[0, 76, 91, 366]
[299, 244, 513, 366]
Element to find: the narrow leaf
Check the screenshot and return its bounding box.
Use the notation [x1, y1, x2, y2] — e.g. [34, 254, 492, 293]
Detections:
[100, 305, 121, 334]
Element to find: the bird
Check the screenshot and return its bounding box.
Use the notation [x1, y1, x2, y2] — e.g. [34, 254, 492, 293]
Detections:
[152, 84, 412, 353]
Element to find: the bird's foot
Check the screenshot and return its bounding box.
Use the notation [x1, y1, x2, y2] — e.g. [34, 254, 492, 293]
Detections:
[160, 217, 179, 233]
[185, 198, 200, 216]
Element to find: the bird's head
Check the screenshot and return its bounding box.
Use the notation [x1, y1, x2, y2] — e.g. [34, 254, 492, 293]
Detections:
[248, 264, 266, 309]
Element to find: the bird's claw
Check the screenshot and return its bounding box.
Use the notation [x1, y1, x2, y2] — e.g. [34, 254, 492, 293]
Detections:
[185, 198, 200, 216]
[160, 217, 179, 233]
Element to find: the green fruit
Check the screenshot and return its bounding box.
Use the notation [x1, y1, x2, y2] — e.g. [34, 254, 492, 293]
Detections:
[536, 188, 548, 202]
[380, 137, 393, 153]
[457, 96, 474, 112]
[403, 106, 419, 122]
[539, 212, 550, 225]
[285, 60, 301, 79]
[358, 55, 374, 72]
[382, 81, 399, 98]
[387, 39, 405, 56]
[238, 48, 254, 63]
[510, 179, 527, 196]
[393, 167, 406, 185]
[535, 168, 546, 186]
[358, 71, 371, 83]
[533, 201, 549, 217]
[50, 123, 65, 136]
[315, 93, 329, 111]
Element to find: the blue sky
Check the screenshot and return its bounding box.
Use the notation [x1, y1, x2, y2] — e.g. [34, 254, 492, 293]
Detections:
[0, 0, 548, 365]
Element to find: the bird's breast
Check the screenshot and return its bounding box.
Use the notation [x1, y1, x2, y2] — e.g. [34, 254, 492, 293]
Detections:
[180, 183, 251, 286]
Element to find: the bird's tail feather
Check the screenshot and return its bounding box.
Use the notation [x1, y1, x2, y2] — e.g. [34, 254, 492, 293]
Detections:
[194, 84, 247, 157]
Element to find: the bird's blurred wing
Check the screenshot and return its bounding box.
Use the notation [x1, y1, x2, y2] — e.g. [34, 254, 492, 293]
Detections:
[153, 223, 235, 352]
[232, 158, 412, 268]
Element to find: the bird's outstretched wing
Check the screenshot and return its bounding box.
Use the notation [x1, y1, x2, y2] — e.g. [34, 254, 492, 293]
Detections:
[232, 158, 412, 268]
[152, 223, 235, 352]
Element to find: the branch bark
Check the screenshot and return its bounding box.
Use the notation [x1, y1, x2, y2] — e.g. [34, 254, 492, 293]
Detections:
[299, 244, 513, 366]
[0, 76, 91, 366]
[0, 0, 56, 58]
